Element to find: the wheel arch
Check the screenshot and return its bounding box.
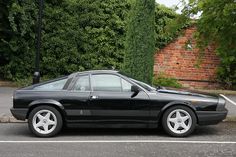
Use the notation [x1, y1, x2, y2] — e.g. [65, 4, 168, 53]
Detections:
[158, 101, 199, 124]
[26, 99, 66, 122]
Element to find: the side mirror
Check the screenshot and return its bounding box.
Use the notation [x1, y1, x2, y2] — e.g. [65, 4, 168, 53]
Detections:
[131, 85, 140, 98]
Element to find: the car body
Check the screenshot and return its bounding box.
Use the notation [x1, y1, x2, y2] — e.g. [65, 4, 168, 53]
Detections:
[11, 70, 228, 137]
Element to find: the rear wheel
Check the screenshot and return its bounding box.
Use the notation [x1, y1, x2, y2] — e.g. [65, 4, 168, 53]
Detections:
[28, 106, 63, 137]
[162, 106, 197, 137]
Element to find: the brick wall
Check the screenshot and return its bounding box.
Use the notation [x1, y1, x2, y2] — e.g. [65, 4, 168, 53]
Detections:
[154, 26, 220, 89]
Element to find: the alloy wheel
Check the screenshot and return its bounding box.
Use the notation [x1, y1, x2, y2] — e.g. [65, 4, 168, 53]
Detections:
[166, 109, 192, 134]
[32, 110, 57, 135]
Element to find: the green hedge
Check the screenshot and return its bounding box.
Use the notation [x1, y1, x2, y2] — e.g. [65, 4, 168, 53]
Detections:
[0, 0, 185, 83]
[0, 0, 129, 81]
[123, 0, 155, 84]
[152, 73, 182, 88]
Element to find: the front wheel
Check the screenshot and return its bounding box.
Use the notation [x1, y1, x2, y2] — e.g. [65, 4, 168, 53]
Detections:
[162, 106, 197, 137]
[28, 106, 63, 137]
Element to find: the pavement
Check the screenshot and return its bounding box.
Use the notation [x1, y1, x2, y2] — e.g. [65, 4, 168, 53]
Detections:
[0, 87, 14, 115]
[0, 122, 235, 157]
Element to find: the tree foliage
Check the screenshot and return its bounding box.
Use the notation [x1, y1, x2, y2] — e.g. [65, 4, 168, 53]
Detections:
[0, 0, 129, 80]
[123, 0, 155, 84]
[0, 0, 181, 84]
[0, 0, 12, 68]
[154, 4, 177, 49]
[0, 0, 37, 80]
[184, 0, 236, 89]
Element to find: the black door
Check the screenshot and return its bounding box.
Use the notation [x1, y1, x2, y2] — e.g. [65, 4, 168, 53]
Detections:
[63, 74, 91, 122]
[88, 74, 150, 123]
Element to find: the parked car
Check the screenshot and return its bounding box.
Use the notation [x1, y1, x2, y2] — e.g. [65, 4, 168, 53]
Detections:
[11, 70, 227, 137]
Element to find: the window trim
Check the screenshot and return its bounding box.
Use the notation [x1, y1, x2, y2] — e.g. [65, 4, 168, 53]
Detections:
[91, 73, 126, 92]
[119, 76, 149, 94]
[69, 72, 148, 94]
[33, 77, 68, 91]
[70, 74, 91, 92]
[120, 77, 133, 92]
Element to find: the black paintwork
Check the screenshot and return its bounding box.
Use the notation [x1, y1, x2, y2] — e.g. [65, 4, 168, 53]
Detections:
[10, 70, 228, 128]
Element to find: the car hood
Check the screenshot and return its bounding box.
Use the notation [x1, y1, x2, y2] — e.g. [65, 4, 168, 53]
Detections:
[156, 87, 218, 98]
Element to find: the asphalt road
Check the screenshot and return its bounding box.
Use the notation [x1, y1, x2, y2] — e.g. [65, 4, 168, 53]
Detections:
[0, 122, 235, 157]
[1, 87, 236, 117]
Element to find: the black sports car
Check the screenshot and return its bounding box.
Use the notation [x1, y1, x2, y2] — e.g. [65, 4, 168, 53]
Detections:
[11, 70, 228, 137]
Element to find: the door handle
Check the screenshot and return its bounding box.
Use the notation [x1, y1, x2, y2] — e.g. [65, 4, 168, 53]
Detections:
[90, 95, 98, 99]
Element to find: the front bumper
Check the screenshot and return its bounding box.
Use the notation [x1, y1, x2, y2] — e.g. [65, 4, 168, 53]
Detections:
[10, 108, 28, 120]
[196, 109, 228, 125]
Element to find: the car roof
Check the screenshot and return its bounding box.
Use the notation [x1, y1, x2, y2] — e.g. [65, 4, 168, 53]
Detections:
[71, 70, 119, 76]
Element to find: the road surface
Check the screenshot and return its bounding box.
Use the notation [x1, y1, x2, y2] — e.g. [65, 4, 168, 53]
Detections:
[0, 122, 235, 157]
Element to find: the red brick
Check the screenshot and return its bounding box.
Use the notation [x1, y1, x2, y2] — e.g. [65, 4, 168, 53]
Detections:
[154, 26, 220, 89]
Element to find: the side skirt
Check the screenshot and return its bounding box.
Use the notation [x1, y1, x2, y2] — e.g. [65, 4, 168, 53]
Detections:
[66, 121, 158, 129]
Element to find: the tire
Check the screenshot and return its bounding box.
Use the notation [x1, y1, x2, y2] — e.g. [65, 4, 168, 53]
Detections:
[28, 105, 63, 137]
[162, 105, 197, 137]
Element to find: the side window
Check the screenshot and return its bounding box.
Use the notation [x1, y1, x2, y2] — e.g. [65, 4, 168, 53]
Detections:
[121, 78, 132, 92]
[34, 78, 67, 91]
[91, 74, 122, 92]
[74, 75, 90, 91]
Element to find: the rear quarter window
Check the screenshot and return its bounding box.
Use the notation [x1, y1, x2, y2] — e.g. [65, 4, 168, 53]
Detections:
[33, 78, 68, 91]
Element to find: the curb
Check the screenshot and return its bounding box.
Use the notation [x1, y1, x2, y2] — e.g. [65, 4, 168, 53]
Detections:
[224, 116, 236, 122]
[0, 115, 236, 123]
[0, 81, 17, 87]
[0, 114, 26, 123]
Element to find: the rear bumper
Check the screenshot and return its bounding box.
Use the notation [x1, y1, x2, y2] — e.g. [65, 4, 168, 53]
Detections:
[196, 109, 228, 125]
[10, 108, 28, 120]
